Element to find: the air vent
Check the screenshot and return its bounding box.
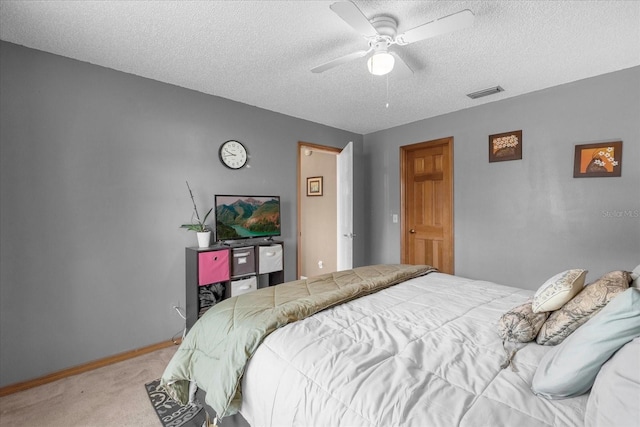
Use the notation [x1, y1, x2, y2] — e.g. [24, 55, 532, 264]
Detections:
[466, 86, 504, 99]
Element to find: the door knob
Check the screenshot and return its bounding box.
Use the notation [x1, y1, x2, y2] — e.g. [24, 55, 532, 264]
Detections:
[409, 229, 416, 234]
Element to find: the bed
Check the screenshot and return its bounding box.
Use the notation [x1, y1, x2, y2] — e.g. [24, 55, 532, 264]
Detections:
[161, 264, 640, 427]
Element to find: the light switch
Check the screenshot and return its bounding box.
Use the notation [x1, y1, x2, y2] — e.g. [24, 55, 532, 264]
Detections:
[392, 214, 398, 223]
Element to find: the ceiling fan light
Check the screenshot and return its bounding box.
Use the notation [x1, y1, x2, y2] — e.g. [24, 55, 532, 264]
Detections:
[367, 52, 395, 76]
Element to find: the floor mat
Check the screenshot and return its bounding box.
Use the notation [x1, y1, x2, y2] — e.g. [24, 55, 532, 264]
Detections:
[145, 379, 207, 427]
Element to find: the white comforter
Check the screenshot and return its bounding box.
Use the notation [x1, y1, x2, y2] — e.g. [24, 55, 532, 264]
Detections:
[239, 273, 589, 427]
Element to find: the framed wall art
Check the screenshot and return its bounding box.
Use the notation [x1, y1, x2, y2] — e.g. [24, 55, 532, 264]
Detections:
[306, 176, 323, 196]
[489, 130, 522, 162]
[573, 141, 622, 178]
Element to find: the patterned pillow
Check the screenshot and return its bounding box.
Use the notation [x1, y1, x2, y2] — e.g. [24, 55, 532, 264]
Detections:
[536, 271, 631, 345]
[498, 300, 549, 343]
[532, 269, 587, 313]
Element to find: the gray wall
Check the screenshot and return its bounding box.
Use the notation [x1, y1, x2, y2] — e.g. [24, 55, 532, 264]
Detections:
[0, 41, 362, 387]
[363, 66, 640, 289]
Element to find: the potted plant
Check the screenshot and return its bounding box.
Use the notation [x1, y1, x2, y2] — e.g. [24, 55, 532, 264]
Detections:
[180, 181, 213, 248]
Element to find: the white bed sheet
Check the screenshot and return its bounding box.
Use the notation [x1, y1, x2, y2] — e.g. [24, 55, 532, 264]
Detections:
[239, 272, 589, 427]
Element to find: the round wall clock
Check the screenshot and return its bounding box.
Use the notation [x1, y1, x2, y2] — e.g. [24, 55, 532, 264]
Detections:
[219, 140, 248, 169]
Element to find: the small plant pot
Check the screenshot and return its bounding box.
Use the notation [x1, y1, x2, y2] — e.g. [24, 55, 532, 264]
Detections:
[196, 231, 211, 248]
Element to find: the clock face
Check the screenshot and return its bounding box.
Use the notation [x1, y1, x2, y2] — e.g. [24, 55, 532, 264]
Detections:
[219, 140, 248, 169]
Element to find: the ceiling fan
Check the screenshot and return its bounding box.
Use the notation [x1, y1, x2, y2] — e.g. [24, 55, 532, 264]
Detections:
[312, 1, 475, 76]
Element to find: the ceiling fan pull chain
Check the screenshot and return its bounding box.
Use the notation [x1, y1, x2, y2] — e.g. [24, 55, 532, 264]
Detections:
[385, 74, 390, 108]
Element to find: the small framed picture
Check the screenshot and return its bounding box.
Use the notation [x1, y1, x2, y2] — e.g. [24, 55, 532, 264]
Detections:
[573, 141, 622, 178]
[489, 130, 522, 162]
[306, 176, 323, 196]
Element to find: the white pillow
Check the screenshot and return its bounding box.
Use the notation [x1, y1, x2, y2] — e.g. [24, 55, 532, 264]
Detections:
[584, 337, 640, 427]
[532, 269, 587, 313]
[532, 288, 640, 399]
[631, 264, 640, 288]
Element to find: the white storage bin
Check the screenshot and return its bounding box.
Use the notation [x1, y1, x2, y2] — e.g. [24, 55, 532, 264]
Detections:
[231, 276, 257, 297]
[258, 244, 283, 274]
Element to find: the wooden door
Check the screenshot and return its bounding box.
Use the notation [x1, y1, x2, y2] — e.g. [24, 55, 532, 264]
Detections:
[400, 138, 454, 273]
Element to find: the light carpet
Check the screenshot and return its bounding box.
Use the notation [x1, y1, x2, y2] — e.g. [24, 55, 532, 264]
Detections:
[0, 345, 178, 426]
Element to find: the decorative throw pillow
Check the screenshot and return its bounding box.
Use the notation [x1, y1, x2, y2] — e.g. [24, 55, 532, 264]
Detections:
[536, 270, 631, 345]
[532, 288, 640, 399]
[584, 337, 640, 427]
[497, 300, 549, 343]
[532, 269, 587, 313]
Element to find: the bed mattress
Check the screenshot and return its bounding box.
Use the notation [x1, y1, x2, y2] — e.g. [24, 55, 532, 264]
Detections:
[239, 272, 589, 426]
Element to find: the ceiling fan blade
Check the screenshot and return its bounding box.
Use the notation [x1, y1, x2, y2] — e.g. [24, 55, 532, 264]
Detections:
[390, 52, 414, 77]
[396, 9, 474, 45]
[311, 49, 370, 73]
[330, 1, 378, 37]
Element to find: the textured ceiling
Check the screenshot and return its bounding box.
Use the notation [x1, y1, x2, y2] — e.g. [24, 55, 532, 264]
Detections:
[1, 1, 639, 134]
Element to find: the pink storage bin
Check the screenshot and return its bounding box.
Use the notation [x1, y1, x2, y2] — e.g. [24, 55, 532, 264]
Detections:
[198, 249, 230, 286]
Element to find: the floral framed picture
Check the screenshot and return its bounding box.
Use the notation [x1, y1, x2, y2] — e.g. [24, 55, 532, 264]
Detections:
[489, 130, 522, 162]
[573, 141, 622, 178]
[306, 176, 323, 196]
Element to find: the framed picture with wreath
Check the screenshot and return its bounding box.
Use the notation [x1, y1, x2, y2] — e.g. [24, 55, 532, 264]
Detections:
[573, 141, 622, 178]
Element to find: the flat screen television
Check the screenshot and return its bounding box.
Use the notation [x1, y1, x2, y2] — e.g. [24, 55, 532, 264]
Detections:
[214, 195, 281, 241]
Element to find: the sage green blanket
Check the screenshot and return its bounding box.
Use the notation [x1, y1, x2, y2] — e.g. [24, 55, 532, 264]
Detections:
[160, 264, 436, 418]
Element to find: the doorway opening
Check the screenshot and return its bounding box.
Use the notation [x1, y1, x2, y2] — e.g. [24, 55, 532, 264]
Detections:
[297, 142, 341, 279]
